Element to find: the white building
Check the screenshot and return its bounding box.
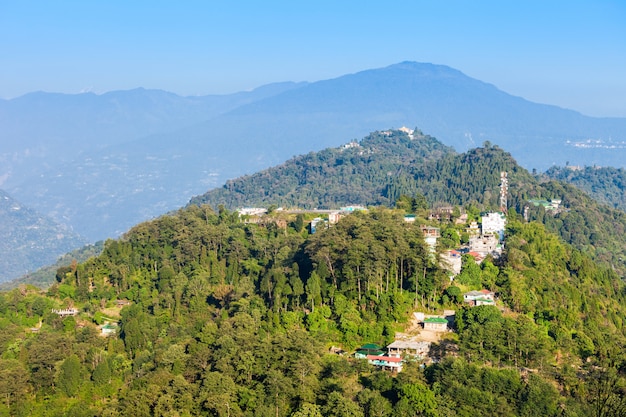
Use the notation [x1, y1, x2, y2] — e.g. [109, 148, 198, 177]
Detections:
[464, 290, 495, 306]
[237, 207, 268, 216]
[481, 212, 506, 240]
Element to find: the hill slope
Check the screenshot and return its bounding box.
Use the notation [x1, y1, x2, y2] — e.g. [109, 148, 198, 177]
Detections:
[0, 189, 86, 282]
[190, 128, 454, 209]
[2, 197, 624, 415]
[544, 165, 626, 211]
[193, 129, 626, 276]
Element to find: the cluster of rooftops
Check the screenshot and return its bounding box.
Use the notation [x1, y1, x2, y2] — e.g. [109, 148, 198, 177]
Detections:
[348, 290, 496, 373]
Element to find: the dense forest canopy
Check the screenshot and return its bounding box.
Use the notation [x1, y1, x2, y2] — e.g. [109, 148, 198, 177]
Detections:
[190, 129, 455, 210]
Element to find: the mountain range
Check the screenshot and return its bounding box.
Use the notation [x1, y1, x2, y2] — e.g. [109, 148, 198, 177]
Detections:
[2, 62, 626, 245]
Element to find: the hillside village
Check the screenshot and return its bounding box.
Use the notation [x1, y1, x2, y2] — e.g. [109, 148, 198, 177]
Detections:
[230, 168, 583, 374]
[235, 175, 512, 372]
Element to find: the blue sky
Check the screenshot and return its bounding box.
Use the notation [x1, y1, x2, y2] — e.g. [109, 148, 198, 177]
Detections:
[1, 1, 625, 117]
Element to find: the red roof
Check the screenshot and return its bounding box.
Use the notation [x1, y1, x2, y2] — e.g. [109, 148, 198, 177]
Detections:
[367, 355, 403, 363]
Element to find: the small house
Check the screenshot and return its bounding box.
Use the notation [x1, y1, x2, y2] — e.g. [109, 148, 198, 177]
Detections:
[101, 323, 118, 336]
[423, 317, 448, 332]
[366, 355, 403, 372]
[328, 211, 344, 224]
[52, 308, 79, 317]
[463, 290, 495, 306]
[355, 343, 385, 358]
[386, 340, 432, 359]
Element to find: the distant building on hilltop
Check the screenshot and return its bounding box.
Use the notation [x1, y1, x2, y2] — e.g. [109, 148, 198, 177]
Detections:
[237, 207, 268, 217]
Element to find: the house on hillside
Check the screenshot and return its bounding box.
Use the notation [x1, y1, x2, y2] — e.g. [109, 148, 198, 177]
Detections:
[328, 211, 344, 224]
[355, 343, 385, 358]
[366, 355, 403, 372]
[455, 212, 468, 224]
[469, 234, 502, 258]
[467, 221, 480, 237]
[386, 340, 432, 359]
[310, 217, 327, 233]
[52, 308, 78, 317]
[423, 317, 448, 332]
[101, 323, 118, 336]
[464, 289, 495, 306]
[420, 226, 440, 253]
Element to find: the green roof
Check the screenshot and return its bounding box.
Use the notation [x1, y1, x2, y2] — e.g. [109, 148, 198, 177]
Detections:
[424, 317, 448, 324]
[360, 343, 382, 350]
[356, 349, 385, 356]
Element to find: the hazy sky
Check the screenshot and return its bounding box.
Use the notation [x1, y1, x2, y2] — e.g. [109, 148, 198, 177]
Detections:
[1, 1, 625, 117]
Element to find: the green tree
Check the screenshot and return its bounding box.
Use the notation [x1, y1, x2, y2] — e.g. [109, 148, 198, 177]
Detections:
[58, 354, 81, 397]
[292, 403, 323, 417]
[395, 382, 438, 417]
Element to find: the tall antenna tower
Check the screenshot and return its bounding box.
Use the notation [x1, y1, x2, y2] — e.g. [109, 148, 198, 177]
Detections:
[499, 171, 508, 213]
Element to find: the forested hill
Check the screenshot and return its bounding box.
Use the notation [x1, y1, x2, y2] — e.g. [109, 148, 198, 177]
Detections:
[3, 203, 626, 415]
[545, 165, 626, 212]
[190, 129, 454, 209]
[192, 129, 626, 276]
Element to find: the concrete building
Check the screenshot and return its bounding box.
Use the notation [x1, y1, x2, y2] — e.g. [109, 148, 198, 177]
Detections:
[481, 212, 506, 240]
